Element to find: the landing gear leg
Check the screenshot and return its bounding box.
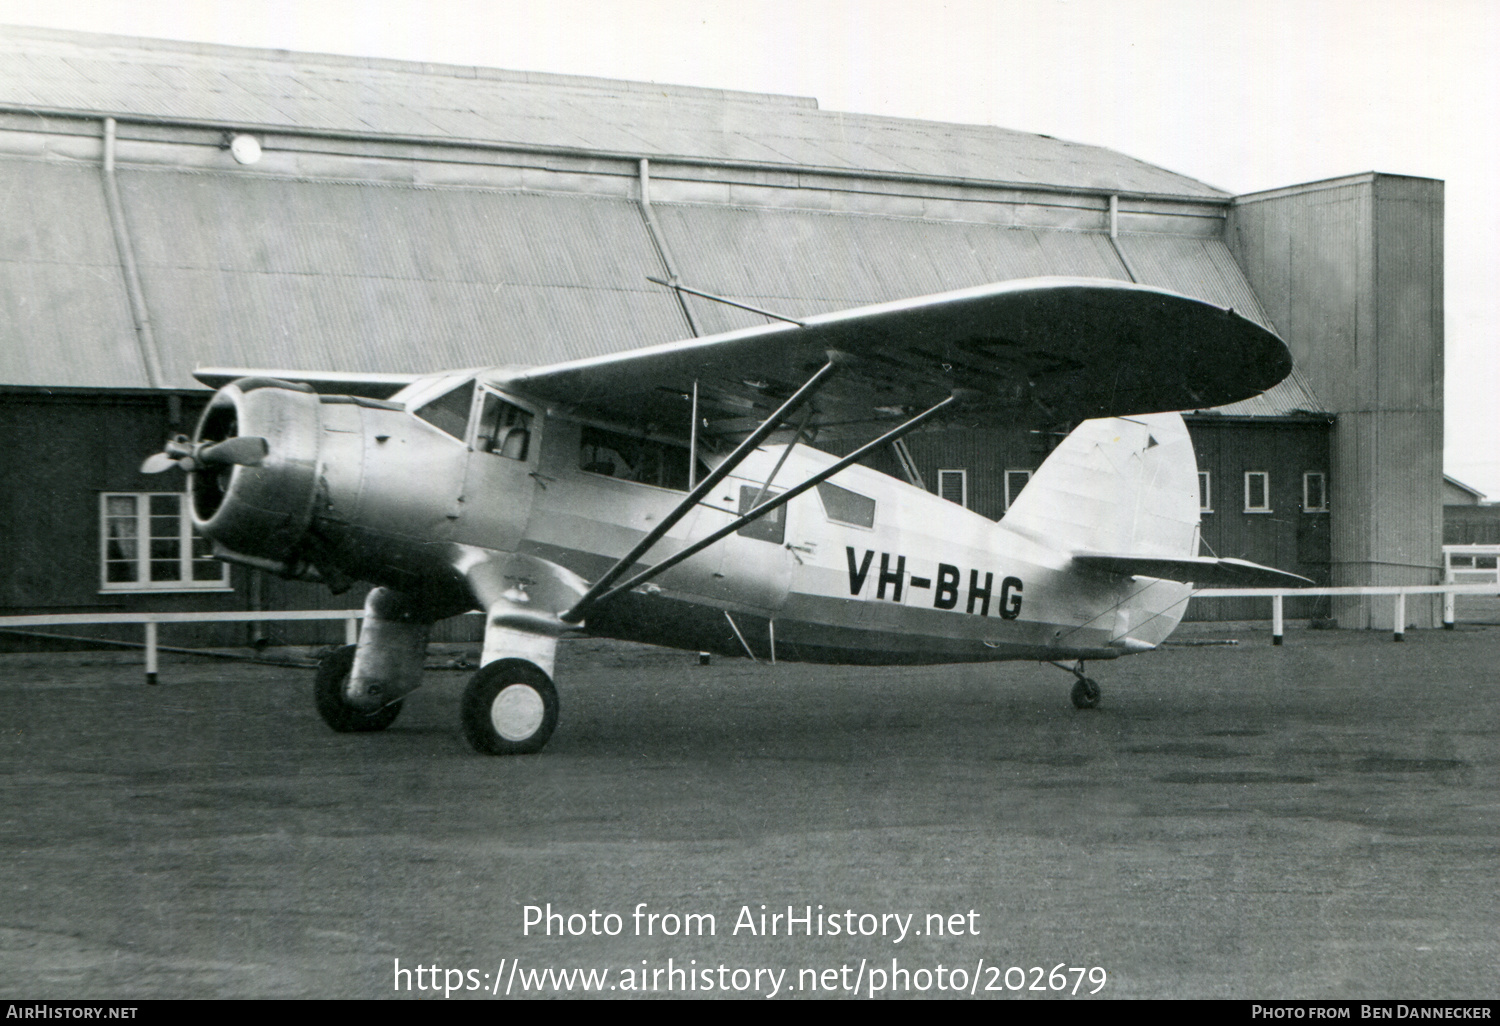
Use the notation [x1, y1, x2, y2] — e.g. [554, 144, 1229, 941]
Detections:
[1050, 660, 1101, 710]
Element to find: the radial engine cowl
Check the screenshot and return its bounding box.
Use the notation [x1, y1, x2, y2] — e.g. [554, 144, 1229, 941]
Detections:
[190, 378, 322, 563]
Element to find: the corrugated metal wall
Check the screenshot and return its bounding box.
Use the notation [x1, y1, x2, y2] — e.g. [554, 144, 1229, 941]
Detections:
[1227, 175, 1443, 627]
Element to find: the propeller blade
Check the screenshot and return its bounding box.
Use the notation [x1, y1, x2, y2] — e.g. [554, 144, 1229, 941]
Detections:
[140, 452, 180, 474]
[199, 436, 268, 468]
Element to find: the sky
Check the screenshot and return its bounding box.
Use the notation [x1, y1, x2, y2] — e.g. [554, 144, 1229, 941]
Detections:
[3, 0, 1497, 496]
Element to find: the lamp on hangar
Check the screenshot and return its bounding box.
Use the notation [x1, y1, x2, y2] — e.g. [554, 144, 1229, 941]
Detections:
[227, 132, 262, 165]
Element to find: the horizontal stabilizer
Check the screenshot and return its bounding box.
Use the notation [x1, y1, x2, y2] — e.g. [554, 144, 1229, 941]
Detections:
[1072, 552, 1313, 588]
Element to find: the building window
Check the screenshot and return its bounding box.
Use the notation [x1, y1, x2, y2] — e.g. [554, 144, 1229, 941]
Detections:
[100, 493, 230, 592]
[1005, 469, 1032, 510]
[1303, 472, 1328, 512]
[938, 469, 967, 508]
[1199, 471, 1213, 513]
[1244, 472, 1271, 513]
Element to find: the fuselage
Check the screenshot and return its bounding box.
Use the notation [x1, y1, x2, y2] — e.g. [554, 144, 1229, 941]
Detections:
[190, 371, 1194, 665]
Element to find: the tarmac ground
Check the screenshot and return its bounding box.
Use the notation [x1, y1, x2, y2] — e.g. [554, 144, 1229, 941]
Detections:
[0, 615, 1496, 1000]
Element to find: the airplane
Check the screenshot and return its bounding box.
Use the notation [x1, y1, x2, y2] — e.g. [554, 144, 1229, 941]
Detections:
[142, 276, 1311, 755]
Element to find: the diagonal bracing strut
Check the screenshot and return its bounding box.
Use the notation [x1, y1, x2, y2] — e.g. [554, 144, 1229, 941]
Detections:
[577, 393, 960, 615]
[561, 355, 846, 624]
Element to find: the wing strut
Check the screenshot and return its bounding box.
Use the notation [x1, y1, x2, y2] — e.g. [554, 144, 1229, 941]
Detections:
[571, 392, 960, 618]
[646, 276, 806, 326]
[561, 355, 845, 624]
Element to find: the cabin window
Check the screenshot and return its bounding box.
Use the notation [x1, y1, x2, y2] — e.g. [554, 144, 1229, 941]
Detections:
[938, 469, 968, 508]
[816, 481, 876, 529]
[1303, 472, 1328, 512]
[1244, 471, 1271, 512]
[737, 485, 786, 544]
[414, 380, 475, 439]
[100, 493, 230, 592]
[476, 392, 532, 461]
[1199, 472, 1213, 513]
[578, 425, 707, 491]
[1004, 469, 1032, 510]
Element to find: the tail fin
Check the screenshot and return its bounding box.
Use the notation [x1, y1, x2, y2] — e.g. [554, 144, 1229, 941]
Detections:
[1003, 413, 1199, 559]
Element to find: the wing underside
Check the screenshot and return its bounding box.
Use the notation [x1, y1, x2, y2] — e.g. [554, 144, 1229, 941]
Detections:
[499, 277, 1292, 443]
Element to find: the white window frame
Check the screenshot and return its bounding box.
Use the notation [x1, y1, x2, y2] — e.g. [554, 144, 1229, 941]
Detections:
[1303, 472, 1328, 512]
[1004, 468, 1032, 510]
[100, 492, 232, 593]
[1243, 472, 1272, 513]
[937, 469, 968, 509]
[1199, 471, 1213, 513]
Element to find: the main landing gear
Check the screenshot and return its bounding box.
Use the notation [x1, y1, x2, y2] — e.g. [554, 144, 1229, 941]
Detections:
[461, 658, 560, 755]
[314, 644, 404, 732]
[1050, 660, 1102, 710]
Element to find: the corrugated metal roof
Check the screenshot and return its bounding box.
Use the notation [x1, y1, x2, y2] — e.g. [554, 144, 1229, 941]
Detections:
[0, 25, 1227, 200]
[654, 202, 1130, 335]
[0, 155, 1315, 420]
[1200, 366, 1328, 417]
[0, 29, 1314, 420]
[0, 159, 147, 387]
[109, 166, 690, 382]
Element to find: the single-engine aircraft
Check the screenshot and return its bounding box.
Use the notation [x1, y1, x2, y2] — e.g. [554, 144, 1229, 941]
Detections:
[143, 277, 1310, 755]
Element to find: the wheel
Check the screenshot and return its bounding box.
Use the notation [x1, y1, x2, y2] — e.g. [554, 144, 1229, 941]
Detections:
[461, 659, 559, 755]
[313, 644, 403, 733]
[1070, 676, 1101, 710]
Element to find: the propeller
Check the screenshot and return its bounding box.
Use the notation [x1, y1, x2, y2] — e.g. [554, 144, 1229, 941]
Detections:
[141, 433, 268, 474]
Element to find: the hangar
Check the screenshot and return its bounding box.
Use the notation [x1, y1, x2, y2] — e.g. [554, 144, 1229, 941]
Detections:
[0, 26, 1444, 645]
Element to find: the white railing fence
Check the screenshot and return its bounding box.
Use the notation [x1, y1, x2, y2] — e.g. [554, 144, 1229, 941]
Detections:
[3, 560, 1499, 682]
[0, 609, 370, 684]
[1444, 543, 1500, 584]
[1195, 583, 1500, 644]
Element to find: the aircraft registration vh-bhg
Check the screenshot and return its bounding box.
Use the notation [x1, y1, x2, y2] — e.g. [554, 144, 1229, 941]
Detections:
[143, 276, 1310, 755]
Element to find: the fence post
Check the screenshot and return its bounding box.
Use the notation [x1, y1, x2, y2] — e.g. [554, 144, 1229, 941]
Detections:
[1443, 590, 1455, 630]
[1271, 594, 1284, 646]
[345, 617, 359, 646]
[144, 620, 158, 685]
[1393, 592, 1405, 642]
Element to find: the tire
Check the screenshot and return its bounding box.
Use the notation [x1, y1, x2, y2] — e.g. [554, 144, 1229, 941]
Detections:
[461, 659, 559, 755]
[314, 644, 403, 733]
[1070, 676, 1102, 710]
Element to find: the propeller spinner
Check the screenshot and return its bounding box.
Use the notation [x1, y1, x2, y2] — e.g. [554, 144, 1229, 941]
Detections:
[141, 433, 268, 474]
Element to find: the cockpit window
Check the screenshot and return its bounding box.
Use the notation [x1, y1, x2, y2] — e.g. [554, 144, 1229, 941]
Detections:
[817, 481, 876, 528]
[477, 392, 532, 461]
[415, 381, 475, 439]
[579, 425, 707, 491]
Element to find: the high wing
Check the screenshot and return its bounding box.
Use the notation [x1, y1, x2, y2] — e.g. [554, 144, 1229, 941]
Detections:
[1072, 553, 1314, 588]
[499, 277, 1291, 442]
[193, 368, 426, 399]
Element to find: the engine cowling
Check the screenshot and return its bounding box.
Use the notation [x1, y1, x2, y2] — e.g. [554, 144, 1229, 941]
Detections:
[189, 378, 323, 567]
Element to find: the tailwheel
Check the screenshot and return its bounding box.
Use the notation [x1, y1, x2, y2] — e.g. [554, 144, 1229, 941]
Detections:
[1050, 659, 1102, 710]
[461, 659, 559, 755]
[1070, 676, 1102, 710]
[314, 644, 404, 732]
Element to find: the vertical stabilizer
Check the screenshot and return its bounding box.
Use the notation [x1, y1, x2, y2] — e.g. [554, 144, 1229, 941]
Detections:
[1003, 413, 1200, 648]
[1003, 413, 1199, 558]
